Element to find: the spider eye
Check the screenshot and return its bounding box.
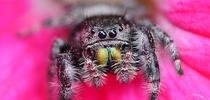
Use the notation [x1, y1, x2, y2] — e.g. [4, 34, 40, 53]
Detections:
[98, 31, 107, 39]
[109, 30, 117, 38]
[118, 25, 123, 31]
[91, 29, 95, 34]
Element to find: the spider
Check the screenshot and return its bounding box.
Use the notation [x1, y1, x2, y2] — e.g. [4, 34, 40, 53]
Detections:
[48, 3, 184, 100]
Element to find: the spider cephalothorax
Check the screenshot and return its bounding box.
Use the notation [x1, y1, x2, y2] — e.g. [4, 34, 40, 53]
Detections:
[71, 16, 139, 86]
[50, 3, 183, 100]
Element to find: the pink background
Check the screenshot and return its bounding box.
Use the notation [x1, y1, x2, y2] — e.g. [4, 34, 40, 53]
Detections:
[0, 0, 210, 100]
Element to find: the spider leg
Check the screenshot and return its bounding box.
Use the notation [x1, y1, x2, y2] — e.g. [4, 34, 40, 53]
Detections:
[57, 53, 78, 100]
[138, 20, 183, 75]
[130, 28, 160, 100]
[50, 39, 67, 77]
[18, 5, 84, 37]
[144, 52, 160, 100]
[82, 57, 107, 87]
[49, 39, 66, 100]
[111, 51, 138, 83]
[43, 8, 83, 28]
[50, 39, 77, 100]
[50, 39, 70, 83]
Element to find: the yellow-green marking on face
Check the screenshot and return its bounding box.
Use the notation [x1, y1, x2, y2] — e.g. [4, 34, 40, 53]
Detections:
[110, 47, 122, 62]
[96, 47, 122, 66]
[96, 48, 109, 65]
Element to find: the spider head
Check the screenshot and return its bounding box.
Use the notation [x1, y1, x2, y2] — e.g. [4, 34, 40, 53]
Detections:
[81, 16, 131, 50]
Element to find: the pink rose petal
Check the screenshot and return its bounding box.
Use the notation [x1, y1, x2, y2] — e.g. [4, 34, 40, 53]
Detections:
[156, 16, 210, 99]
[155, 0, 210, 38]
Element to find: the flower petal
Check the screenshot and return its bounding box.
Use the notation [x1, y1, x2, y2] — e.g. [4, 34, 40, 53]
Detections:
[155, 0, 210, 38]
[156, 15, 210, 99]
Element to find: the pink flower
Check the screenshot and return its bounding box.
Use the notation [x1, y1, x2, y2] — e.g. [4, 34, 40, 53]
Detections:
[0, 0, 209, 100]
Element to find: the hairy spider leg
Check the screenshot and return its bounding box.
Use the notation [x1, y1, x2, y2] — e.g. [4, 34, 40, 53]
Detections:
[139, 20, 183, 75]
[51, 39, 78, 100]
[130, 27, 160, 100]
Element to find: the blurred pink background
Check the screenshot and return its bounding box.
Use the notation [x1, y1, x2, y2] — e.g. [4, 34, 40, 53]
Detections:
[0, 0, 210, 100]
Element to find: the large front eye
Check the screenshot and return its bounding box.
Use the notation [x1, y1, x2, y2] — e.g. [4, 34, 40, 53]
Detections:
[98, 31, 107, 39]
[109, 30, 117, 38]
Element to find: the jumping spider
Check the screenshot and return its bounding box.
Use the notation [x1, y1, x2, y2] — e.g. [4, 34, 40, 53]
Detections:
[49, 3, 184, 100]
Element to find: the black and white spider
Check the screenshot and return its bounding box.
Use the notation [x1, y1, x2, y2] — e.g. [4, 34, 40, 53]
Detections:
[48, 3, 184, 100]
